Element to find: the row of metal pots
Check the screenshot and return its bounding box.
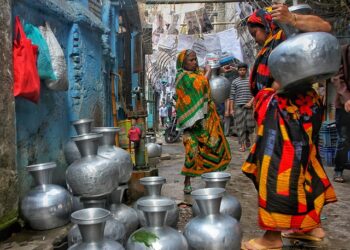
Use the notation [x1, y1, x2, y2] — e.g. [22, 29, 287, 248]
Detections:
[70, 187, 242, 250]
[21, 160, 242, 249]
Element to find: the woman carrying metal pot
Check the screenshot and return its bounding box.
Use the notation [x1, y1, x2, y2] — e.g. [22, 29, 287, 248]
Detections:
[175, 49, 231, 194]
[241, 4, 337, 250]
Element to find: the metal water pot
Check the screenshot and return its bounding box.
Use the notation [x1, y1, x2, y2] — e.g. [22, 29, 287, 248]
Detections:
[134, 177, 179, 228]
[150, 137, 162, 155]
[145, 137, 162, 158]
[192, 172, 242, 221]
[21, 162, 72, 230]
[68, 208, 124, 250]
[268, 4, 341, 93]
[64, 118, 93, 165]
[127, 199, 188, 250]
[110, 185, 139, 238]
[66, 133, 119, 197]
[209, 65, 230, 106]
[68, 198, 126, 247]
[64, 119, 94, 212]
[184, 188, 242, 250]
[92, 127, 133, 184]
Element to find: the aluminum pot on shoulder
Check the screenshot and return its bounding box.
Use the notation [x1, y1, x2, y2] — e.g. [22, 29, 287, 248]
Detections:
[268, 5, 341, 93]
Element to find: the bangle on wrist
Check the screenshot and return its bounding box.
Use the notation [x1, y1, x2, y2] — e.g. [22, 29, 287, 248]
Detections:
[292, 13, 297, 27]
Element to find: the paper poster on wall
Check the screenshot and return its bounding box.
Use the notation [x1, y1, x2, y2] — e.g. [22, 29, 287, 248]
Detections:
[217, 28, 244, 62]
[152, 12, 165, 45]
[167, 14, 180, 35]
[203, 33, 221, 57]
[158, 34, 177, 51]
[196, 8, 213, 33]
[184, 8, 213, 35]
[184, 10, 200, 35]
[177, 35, 195, 52]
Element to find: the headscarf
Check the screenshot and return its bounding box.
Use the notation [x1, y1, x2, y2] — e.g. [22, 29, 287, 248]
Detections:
[247, 8, 277, 34]
[176, 49, 199, 73]
[248, 9, 285, 96]
[175, 49, 209, 129]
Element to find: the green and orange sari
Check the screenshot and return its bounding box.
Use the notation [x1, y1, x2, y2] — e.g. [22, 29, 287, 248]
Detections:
[175, 50, 231, 176]
[243, 9, 337, 232]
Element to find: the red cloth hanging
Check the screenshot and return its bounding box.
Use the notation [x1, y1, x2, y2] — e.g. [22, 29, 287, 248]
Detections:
[13, 16, 40, 103]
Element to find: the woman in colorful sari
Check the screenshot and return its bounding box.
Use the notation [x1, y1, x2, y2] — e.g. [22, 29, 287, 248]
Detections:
[242, 4, 337, 249]
[175, 49, 231, 194]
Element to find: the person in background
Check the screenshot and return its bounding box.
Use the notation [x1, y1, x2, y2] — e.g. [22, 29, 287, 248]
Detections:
[221, 60, 239, 136]
[175, 49, 231, 194]
[229, 63, 255, 152]
[159, 103, 168, 127]
[332, 44, 350, 183]
[128, 120, 141, 149]
[241, 4, 337, 249]
[166, 98, 174, 122]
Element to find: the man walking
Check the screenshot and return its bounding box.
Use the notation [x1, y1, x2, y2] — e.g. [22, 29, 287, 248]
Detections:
[159, 103, 168, 127]
[230, 63, 255, 152]
[332, 44, 350, 182]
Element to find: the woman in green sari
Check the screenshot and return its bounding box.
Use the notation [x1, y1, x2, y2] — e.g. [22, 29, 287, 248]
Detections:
[175, 49, 232, 194]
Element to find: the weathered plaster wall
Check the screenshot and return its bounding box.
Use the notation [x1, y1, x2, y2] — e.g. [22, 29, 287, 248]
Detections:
[0, 0, 19, 230]
[13, 0, 112, 198]
[67, 23, 106, 126]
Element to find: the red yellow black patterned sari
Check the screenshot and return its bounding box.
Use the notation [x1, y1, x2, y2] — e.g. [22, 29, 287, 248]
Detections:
[243, 9, 337, 232]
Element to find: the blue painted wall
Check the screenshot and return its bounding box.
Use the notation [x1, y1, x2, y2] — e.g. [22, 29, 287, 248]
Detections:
[13, 0, 118, 197]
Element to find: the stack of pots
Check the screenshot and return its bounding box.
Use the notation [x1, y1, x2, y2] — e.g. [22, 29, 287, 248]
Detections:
[68, 208, 124, 250]
[134, 176, 179, 228]
[65, 120, 137, 248]
[110, 185, 139, 239]
[92, 127, 137, 238]
[64, 118, 94, 165]
[21, 162, 73, 230]
[64, 118, 94, 211]
[192, 172, 242, 221]
[92, 127, 133, 185]
[127, 198, 188, 250]
[184, 188, 242, 250]
[66, 132, 119, 197]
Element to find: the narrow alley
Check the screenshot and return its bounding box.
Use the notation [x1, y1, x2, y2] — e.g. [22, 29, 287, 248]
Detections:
[1, 0, 350, 249]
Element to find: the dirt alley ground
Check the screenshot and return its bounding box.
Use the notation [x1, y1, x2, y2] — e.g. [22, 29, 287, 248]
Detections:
[159, 134, 350, 250]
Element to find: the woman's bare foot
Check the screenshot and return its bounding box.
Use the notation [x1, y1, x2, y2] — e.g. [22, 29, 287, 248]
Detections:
[307, 227, 325, 239]
[243, 231, 283, 249]
[282, 227, 325, 242]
